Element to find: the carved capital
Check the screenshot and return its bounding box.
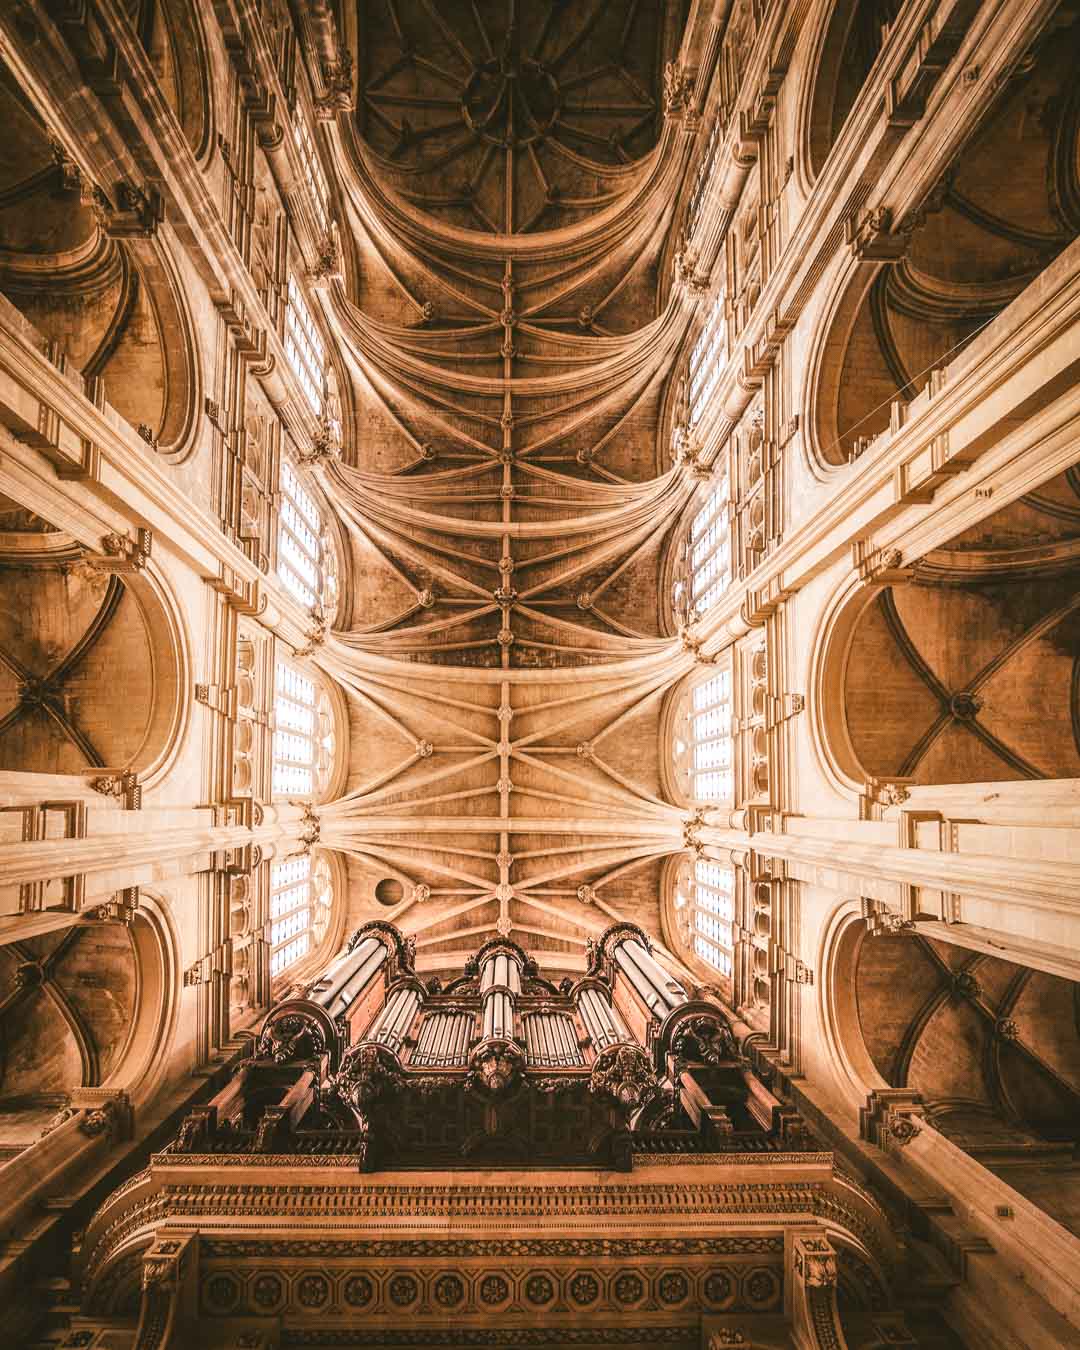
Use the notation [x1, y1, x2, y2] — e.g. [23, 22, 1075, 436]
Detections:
[662, 61, 695, 118]
[297, 416, 342, 468]
[793, 1233, 838, 1287]
[315, 50, 354, 118]
[309, 223, 343, 288]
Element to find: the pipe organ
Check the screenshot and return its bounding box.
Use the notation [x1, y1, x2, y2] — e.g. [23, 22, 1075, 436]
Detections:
[170, 922, 805, 1170]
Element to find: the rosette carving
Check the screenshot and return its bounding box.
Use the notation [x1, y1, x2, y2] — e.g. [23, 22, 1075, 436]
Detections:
[590, 1043, 659, 1112]
[333, 1042, 404, 1112]
[466, 1039, 525, 1098]
[669, 1012, 738, 1065]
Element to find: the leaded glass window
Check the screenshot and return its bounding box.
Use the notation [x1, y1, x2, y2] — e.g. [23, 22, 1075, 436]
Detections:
[671, 662, 734, 806]
[285, 276, 326, 416]
[272, 661, 336, 799]
[673, 855, 734, 978]
[294, 112, 330, 233]
[269, 853, 334, 976]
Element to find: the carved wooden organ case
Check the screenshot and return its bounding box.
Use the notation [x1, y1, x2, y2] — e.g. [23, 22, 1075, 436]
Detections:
[169, 921, 805, 1170]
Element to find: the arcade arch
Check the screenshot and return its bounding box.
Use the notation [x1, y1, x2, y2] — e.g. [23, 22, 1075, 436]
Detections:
[808, 9, 1080, 466]
[0, 64, 199, 457]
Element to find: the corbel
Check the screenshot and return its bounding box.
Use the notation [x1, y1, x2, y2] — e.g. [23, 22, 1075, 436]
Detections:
[861, 895, 916, 937]
[87, 526, 152, 574]
[861, 775, 915, 820]
[68, 1087, 134, 1141]
[92, 182, 164, 239]
[742, 310, 793, 380]
[89, 773, 141, 809]
[851, 541, 913, 586]
[51, 6, 126, 100]
[893, 428, 964, 504]
[845, 206, 907, 262]
[783, 954, 813, 985]
[884, 0, 977, 130]
[739, 65, 786, 142]
[86, 885, 140, 923]
[241, 74, 283, 148]
[739, 585, 783, 627]
[210, 288, 266, 362]
[859, 1087, 925, 1151]
[11, 397, 99, 482]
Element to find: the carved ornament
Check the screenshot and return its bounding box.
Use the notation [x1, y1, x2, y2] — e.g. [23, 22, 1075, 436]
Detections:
[590, 1043, 659, 1112]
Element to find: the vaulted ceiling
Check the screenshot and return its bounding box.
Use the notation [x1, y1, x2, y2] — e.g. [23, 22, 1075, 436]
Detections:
[316, 0, 700, 974]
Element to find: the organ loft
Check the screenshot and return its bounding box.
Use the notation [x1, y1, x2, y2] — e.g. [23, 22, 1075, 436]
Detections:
[0, 0, 1077, 1346]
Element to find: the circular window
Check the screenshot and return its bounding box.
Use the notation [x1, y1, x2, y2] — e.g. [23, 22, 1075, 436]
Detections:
[374, 878, 404, 907]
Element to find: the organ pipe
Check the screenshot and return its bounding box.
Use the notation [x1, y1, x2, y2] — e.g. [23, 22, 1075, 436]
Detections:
[367, 983, 422, 1055]
[613, 936, 687, 1018]
[525, 1012, 585, 1066]
[309, 934, 388, 1019]
[478, 943, 523, 1047]
[577, 985, 631, 1053]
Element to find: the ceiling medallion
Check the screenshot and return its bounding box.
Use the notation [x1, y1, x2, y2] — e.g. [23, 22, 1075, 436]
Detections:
[461, 41, 560, 150]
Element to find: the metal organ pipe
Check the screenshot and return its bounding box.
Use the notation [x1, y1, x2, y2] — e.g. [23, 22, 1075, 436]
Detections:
[614, 937, 687, 1017]
[576, 985, 630, 1053]
[309, 935, 388, 1019]
[368, 983, 422, 1056]
[413, 1013, 437, 1065]
[453, 1011, 471, 1063]
[478, 944, 523, 1045]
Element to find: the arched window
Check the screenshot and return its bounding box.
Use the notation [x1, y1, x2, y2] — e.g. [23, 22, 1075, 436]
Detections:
[672, 474, 732, 626]
[270, 852, 334, 976]
[293, 109, 330, 234]
[285, 276, 329, 417]
[688, 286, 727, 430]
[671, 662, 734, 805]
[272, 661, 336, 799]
[673, 855, 735, 977]
[277, 457, 339, 612]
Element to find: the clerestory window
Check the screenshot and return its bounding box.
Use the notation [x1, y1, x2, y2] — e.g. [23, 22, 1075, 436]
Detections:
[673, 854, 734, 979]
[688, 286, 728, 430]
[293, 111, 330, 234]
[672, 473, 731, 626]
[285, 276, 328, 417]
[272, 660, 336, 799]
[277, 457, 338, 613]
[671, 662, 734, 805]
[270, 852, 334, 976]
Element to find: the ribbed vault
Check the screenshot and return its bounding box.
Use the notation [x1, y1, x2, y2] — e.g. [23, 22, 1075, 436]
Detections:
[311, 0, 704, 972]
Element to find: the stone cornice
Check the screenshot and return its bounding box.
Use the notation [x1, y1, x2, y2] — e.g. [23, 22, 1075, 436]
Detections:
[81, 1152, 896, 1291]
